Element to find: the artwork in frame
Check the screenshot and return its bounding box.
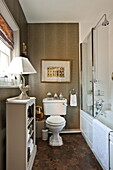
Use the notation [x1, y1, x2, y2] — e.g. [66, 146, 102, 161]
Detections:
[41, 59, 71, 83]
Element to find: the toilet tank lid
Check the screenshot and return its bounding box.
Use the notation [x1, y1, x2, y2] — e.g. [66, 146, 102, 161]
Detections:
[43, 98, 67, 103]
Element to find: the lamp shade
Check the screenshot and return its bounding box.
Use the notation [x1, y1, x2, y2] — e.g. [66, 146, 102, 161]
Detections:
[6, 56, 37, 74]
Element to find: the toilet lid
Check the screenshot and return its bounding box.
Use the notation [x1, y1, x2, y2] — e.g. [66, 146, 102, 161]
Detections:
[46, 116, 65, 125]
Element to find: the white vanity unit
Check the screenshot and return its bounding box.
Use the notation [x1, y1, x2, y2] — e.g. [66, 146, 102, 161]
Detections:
[6, 97, 37, 170]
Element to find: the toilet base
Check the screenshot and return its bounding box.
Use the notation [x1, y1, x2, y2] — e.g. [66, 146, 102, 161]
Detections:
[49, 133, 63, 146]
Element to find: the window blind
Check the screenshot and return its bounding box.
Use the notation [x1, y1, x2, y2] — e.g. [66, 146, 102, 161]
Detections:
[0, 14, 14, 49]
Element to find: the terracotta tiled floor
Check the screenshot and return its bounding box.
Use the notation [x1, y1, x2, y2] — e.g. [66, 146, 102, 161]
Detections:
[33, 134, 103, 170]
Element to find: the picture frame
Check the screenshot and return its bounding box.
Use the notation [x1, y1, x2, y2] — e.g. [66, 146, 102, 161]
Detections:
[41, 59, 71, 83]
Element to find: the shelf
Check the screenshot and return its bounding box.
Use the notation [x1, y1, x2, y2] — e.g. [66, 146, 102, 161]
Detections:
[6, 97, 36, 170]
[27, 117, 34, 127]
[27, 145, 37, 170]
[27, 130, 34, 142]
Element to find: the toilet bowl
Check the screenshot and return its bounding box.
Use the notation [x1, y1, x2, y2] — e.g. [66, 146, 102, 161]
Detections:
[43, 98, 67, 146]
[46, 116, 66, 146]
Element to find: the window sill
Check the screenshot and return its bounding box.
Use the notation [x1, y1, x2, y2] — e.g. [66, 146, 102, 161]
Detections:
[0, 85, 19, 88]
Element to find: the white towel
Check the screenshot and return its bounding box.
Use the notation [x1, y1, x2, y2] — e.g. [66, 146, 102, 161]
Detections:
[70, 94, 77, 106]
[28, 139, 34, 154]
[92, 119, 111, 170]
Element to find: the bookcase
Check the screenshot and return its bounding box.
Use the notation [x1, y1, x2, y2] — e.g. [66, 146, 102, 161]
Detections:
[6, 97, 37, 170]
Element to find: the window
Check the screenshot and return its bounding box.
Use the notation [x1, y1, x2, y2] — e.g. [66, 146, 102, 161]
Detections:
[0, 40, 11, 85]
[0, 0, 20, 87]
[0, 40, 11, 73]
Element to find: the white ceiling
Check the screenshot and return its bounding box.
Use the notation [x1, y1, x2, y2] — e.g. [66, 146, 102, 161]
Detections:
[18, 0, 113, 23]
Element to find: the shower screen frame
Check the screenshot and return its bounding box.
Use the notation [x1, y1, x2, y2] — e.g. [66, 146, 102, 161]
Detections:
[80, 29, 95, 117]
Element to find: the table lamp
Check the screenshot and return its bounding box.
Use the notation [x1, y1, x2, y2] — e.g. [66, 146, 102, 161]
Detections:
[7, 56, 37, 100]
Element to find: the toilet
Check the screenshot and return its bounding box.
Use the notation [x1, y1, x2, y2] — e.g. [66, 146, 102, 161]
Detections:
[43, 98, 67, 146]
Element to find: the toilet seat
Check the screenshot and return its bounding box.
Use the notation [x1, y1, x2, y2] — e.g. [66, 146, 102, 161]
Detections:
[46, 116, 65, 126]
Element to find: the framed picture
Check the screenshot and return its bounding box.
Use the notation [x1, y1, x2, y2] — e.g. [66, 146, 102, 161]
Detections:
[41, 59, 71, 83]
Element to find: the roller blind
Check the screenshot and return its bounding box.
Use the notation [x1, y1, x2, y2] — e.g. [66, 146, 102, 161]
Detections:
[0, 14, 14, 49]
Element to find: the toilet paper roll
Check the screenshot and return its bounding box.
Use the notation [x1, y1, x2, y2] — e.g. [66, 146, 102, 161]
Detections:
[42, 129, 48, 140]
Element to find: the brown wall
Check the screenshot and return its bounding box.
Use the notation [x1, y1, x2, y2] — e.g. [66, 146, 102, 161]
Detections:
[0, 1, 28, 170]
[0, 3, 80, 169]
[28, 23, 80, 129]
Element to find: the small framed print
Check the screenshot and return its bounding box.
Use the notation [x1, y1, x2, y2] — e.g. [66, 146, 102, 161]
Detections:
[41, 59, 71, 83]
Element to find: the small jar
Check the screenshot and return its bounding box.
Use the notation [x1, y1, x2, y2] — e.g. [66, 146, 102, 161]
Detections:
[54, 93, 58, 98]
[47, 92, 52, 98]
[59, 93, 63, 99]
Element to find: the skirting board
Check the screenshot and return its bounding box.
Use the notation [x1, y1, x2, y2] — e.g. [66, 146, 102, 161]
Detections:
[48, 129, 81, 134]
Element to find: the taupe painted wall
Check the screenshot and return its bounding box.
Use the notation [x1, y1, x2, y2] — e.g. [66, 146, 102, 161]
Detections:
[0, 3, 80, 169]
[0, 1, 28, 169]
[28, 23, 80, 129]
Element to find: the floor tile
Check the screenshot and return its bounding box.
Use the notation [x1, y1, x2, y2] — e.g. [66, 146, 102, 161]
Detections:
[33, 134, 103, 170]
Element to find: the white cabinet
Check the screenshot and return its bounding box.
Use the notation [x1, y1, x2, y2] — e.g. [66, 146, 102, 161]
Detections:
[6, 97, 37, 170]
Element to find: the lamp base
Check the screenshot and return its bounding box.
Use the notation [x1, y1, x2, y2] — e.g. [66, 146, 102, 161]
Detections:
[19, 92, 30, 100]
[19, 83, 30, 100]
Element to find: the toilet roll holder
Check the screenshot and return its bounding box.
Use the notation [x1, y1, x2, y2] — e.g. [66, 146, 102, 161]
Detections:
[69, 89, 77, 107]
[70, 89, 76, 95]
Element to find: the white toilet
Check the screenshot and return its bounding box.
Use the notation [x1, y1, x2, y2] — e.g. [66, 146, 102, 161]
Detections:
[43, 98, 67, 146]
